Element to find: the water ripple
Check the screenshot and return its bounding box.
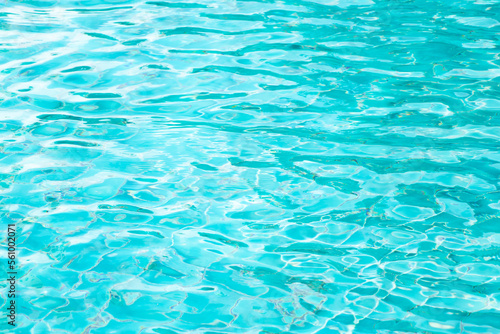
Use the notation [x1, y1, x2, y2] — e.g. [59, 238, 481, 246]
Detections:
[1, 0, 500, 333]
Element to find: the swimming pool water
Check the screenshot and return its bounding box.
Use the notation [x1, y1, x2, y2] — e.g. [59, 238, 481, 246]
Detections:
[1, 0, 500, 332]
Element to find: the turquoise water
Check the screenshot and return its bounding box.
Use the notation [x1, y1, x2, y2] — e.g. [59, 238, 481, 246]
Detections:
[1, 0, 500, 332]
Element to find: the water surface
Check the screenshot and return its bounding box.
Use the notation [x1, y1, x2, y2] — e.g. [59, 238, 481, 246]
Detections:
[1, 0, 500, 332]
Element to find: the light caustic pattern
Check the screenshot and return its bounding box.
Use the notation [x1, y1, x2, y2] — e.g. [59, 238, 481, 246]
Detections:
[1, 0, 500, 333]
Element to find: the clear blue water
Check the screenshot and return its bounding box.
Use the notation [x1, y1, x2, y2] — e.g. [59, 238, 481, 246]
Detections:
[1, 0, 500, 332]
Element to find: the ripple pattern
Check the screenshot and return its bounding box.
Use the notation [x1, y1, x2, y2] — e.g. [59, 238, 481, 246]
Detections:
[1, 0, 500, 333]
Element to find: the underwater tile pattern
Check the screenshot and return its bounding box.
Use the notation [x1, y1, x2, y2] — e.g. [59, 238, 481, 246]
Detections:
[1, 0, 500, 332]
